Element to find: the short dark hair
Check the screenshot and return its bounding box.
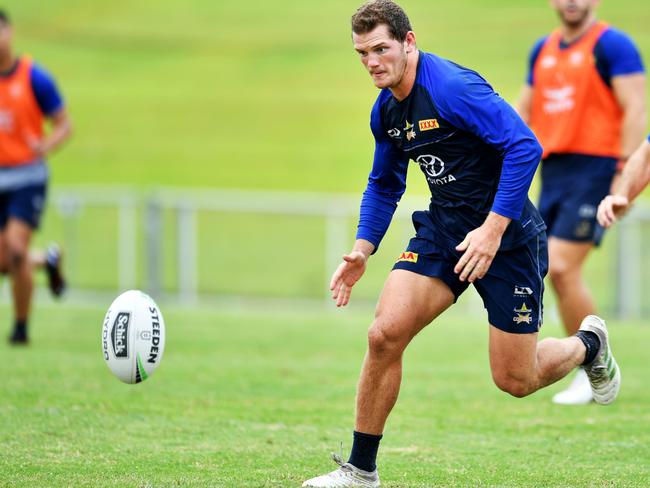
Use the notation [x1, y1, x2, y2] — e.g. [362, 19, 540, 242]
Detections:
[351, 0, 412, 42]
[0, 10, 9, 25]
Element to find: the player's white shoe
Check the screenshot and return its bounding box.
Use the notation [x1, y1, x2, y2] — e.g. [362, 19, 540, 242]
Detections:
[302, 454, 380, 488]
[578, 315, 621, 405]
[552, 368, 593, 405]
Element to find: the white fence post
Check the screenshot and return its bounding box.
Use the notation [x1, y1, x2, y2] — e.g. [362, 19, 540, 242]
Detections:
[145, 197, 163, 297]
[616, 217, 642, 320]
[177, 202, 198, 304]
[118, 198, 137, 291]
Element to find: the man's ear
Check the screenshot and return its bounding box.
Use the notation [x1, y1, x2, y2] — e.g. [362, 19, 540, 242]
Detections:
[404, 31, 416, 53]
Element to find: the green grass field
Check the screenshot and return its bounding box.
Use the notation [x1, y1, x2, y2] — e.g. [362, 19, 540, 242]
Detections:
[1, 304, 650, 487]
[2, 1, 650, 486]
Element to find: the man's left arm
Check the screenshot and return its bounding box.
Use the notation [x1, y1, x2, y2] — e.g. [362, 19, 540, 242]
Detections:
[598, 29, 647, 176]
[30, 64, 73, 157]
[612, 73, 647, 165]
[31, 108, 72, 158]
[437, 73, 542, 282]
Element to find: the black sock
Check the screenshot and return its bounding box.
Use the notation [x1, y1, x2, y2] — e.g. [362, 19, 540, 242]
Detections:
[576, 330, 601, 365]
[10, 320, 28, 342]
[348, 430, 382, 472]
[14, 319, 27, 334]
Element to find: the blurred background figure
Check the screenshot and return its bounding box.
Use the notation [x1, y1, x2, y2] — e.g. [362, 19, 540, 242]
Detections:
[598, 134, 650, 228]
[516, 0, 646, 405]
[0, 9, 71, 345]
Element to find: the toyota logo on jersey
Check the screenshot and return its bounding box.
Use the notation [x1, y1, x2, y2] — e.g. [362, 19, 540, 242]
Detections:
[416, 154, 445, 178]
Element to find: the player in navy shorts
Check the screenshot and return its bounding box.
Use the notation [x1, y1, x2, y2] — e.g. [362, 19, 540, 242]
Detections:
[516, 0, 645, 405]
[303, 2, 620, 487]
[0, 10, 71, 344]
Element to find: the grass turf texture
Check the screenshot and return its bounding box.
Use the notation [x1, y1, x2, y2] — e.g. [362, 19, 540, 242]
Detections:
[1, 304, 650, 487]
[2, 3, 650, 484]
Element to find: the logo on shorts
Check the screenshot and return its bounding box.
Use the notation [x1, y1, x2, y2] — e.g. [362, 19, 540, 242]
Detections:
[418, 119, 439, 131]
[514, 285, 533, 296]
[574, 220, 592, 238]
[513, 303, 533, 325]
[397, 251, 418, 263]
[578, 204, 596, 218]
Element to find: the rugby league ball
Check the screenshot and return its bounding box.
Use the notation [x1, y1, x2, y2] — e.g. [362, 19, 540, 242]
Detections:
[102, 290, 165, 384]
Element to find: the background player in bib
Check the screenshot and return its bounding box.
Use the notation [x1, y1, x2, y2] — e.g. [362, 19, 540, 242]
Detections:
[598, 134, 650, 228]
[516, 0, 646, 405]
[0, 10, 72, 344]
[302, 2, 620, 487]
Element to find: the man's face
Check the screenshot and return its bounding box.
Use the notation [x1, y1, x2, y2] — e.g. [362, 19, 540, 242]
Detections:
[353, 24, 411, 90]
[550, 0, 599, 28]
[0, 22, 12, 56]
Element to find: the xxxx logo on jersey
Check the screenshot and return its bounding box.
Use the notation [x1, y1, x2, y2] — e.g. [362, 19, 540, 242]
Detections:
[418, 119, 439, 131]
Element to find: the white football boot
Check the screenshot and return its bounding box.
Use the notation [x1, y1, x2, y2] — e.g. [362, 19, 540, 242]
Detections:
[578, 315, 621, 405]
[302, 454, 380, 488]
[552, 368, 593, 405]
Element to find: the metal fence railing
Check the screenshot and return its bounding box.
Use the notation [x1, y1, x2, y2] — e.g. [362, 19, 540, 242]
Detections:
[14, 186, 645, 319]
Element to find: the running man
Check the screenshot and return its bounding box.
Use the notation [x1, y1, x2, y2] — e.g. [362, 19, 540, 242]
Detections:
[303, 1, 620, 487]
[516, 0, 646, 404]
[598, 135, 650, 228]
[0, 10, 71, 344]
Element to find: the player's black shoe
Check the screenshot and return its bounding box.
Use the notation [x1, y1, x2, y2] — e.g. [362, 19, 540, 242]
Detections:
[45, 243, 66, 298]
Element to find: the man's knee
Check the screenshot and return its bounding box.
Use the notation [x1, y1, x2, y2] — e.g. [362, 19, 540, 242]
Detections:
[492, 371, 536, 398]
[6, 245, 28, 271]
[548, 258, 576, 286]
[367, 319, 407, 358]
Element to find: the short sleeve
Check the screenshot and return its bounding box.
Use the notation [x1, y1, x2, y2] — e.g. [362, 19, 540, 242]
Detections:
[526, 36, 547, 86]
[595, 28, 645, 82]
[30, 63, 64, 116]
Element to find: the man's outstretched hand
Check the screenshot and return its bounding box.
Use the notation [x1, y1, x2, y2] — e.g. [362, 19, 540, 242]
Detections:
[330, 251, 368, 307]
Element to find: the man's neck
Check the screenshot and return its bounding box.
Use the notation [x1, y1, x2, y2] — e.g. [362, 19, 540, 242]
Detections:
[390, 50, 419, 102]
[0, 52, 16, 73]
[561, 15, 597, 44]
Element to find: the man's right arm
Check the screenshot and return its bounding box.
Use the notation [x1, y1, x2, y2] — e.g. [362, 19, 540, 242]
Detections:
[616, 138, 650, 202]
[598, 138, 650, 228]
[514, 36, 546, 124]
[515, 85, 533, 125]
[330, 100, 408, 306]
[329, 239, 375, 307]
[355, 100, 409, 252]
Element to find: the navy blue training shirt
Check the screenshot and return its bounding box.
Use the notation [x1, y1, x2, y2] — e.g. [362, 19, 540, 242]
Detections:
[357, 52, 546, 251]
